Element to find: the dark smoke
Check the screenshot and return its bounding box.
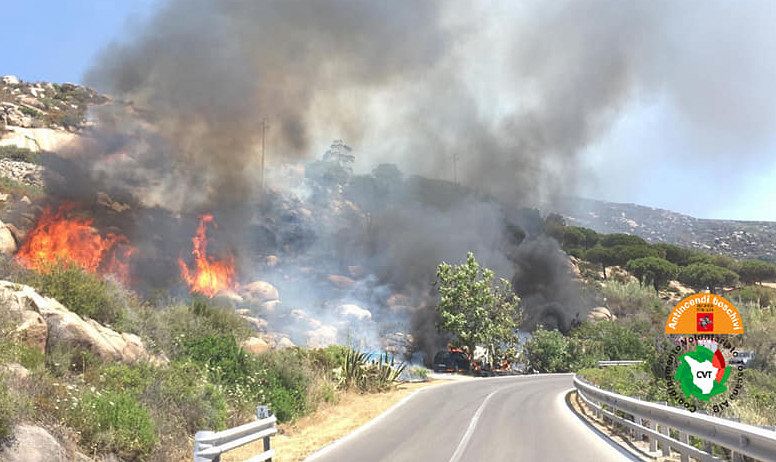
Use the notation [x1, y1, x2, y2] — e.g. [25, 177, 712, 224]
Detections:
[83, 0, 448, 212]
[47, 0, 772, 351]
[510, 235, 588, 332]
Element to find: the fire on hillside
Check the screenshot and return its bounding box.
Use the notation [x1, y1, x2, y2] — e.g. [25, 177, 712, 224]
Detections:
[178, 214, 238, 297]
[13, 204, 238, 298]
[15, 203, 136, 284]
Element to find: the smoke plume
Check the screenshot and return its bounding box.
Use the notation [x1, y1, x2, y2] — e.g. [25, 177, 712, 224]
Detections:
[38, 0, 774, 354]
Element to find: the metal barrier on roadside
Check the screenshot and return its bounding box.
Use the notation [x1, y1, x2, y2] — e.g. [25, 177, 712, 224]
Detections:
[194, 405, 276, 462]
[596, 360, 645, 367]
[573, 376, 776, 462]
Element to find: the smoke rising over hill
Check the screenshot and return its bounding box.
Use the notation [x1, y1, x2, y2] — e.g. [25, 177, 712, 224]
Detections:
[81, 0, 776, 210]
[33, 0, 776, 352]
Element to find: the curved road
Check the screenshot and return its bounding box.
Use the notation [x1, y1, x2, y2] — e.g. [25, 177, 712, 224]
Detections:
[307, 374, 633, 462]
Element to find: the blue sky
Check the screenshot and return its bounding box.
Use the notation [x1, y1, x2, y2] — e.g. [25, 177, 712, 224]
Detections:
[2, 1, 775, 221]
[1, 0, 157, 83]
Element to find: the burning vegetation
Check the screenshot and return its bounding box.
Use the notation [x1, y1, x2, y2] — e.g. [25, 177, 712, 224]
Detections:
[178, 214, 238, 297]
[15, 203, 135, 283]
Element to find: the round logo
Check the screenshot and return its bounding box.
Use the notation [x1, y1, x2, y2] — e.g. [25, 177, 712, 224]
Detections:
[664, 293, 746, 413]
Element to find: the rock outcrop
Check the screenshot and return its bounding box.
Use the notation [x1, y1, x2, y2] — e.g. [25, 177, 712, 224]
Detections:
[587, 306, 616, 322]
[0, 424, 67, 462]
[11, 309, 47, 354]
[240, 280, 280, 311]
[0, 159, 44, 189]
[0, 281, 164, 365]
[0, 220, 17, 254]
[241, 337, 270, 356]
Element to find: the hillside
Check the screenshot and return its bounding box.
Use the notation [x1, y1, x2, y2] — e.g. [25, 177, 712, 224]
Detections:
[558, 197, 776, 261]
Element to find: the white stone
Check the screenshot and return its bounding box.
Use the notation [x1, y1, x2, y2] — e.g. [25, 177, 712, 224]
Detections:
[1, 75, 20, 85]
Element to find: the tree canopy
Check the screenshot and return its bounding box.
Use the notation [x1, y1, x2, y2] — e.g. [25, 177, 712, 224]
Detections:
[735, 259, 776, 285]
[626, 257, 679, 291]
[435, 252, 521, 357]
[599, 233, 648, 248]
[585, 246, 618, 279]
[678, 263, 739, 291]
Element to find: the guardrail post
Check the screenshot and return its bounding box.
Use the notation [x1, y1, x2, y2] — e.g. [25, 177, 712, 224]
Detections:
[678, 431, 689, 462]
[658, 424, 670, 456]
[646, 421, 657, 452]
[257, 405, 273, 462]
[194, 430, 219, 462]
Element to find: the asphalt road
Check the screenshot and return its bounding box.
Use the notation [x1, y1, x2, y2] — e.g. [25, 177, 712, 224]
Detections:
[307, 374, 633, 462]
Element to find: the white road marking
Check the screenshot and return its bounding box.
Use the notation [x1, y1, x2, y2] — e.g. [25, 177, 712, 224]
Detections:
[448, 388, 500, 462]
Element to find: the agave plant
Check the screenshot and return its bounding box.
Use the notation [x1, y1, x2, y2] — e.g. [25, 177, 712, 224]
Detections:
[338, 349, 406, 392]
[341, 348, 369, 390]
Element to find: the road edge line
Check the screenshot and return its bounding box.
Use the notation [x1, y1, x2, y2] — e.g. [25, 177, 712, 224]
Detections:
[447, 388, 499, 462]
[304, 381, 445, 461]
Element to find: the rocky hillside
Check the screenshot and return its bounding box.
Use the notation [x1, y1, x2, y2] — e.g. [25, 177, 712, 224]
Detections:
[1, 75, 106, 132]
[558, 197, 776, 261]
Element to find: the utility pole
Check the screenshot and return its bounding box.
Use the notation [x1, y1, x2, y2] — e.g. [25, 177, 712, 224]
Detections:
[259, 117, 268, 191]
[451, 152, 459, 184]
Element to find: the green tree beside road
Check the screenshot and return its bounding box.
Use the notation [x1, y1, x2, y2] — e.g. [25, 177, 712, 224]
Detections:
[435, 252, 522, 359]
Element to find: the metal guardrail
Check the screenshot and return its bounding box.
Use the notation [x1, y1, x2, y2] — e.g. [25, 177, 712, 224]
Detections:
[573, 376, 776, 462]
[194, 405, 277, 462]
[596, 360, 645, 367]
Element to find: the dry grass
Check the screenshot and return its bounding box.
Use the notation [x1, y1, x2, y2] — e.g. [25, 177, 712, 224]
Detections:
[222, 381, 435, 462]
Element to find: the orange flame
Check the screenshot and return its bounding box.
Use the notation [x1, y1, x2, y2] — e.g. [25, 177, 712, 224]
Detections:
[178, 214, 237, 297]
[15, 204, 135, 283]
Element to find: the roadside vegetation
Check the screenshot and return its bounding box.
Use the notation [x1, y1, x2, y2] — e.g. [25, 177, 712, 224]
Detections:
[433, 217, 775, 427]
[1, 211, 773, 459]
[0, 260, 407, 460]
[545, 217, 776, 426]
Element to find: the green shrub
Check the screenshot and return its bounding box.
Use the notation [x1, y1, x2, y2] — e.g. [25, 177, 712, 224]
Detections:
[0, 177, 44, 199]
[87, 362, 154, 396]
[733, 285, 776, 308]
[189, 296, 251, 339]
[731, 369, 776, 425]
[146, 360, 228, 433]
[577, 365, 662, 400]
[599, 280, 664, 318]
[45, 343, 102, 376]
[0, 145, 40, 164]
[308, 344, 350, 373]
[523, 328, 572, 373]
[81, 360, 227, 460]
[337, 349, 405, 393]
[66, 390, 157, 459]
[127, 300, 251, 360]
[27, 263, 127, 326]
[572, 321, 650, 360]
[403, 366, 430, 382]
[0, 377, 16, 441]
[0, 339, 45, 370]
[255, 348, 316, 421]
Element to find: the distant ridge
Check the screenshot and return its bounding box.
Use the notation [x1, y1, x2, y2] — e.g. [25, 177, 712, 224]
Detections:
[557, 197, 776, 261]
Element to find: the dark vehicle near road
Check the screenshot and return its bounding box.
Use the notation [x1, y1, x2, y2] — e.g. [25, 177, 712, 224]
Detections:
[433, 350, 471, 373]
[730, 351, 755, 368]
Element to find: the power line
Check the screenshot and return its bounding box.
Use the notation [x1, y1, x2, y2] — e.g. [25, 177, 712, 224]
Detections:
[259, 117, 268, 191]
